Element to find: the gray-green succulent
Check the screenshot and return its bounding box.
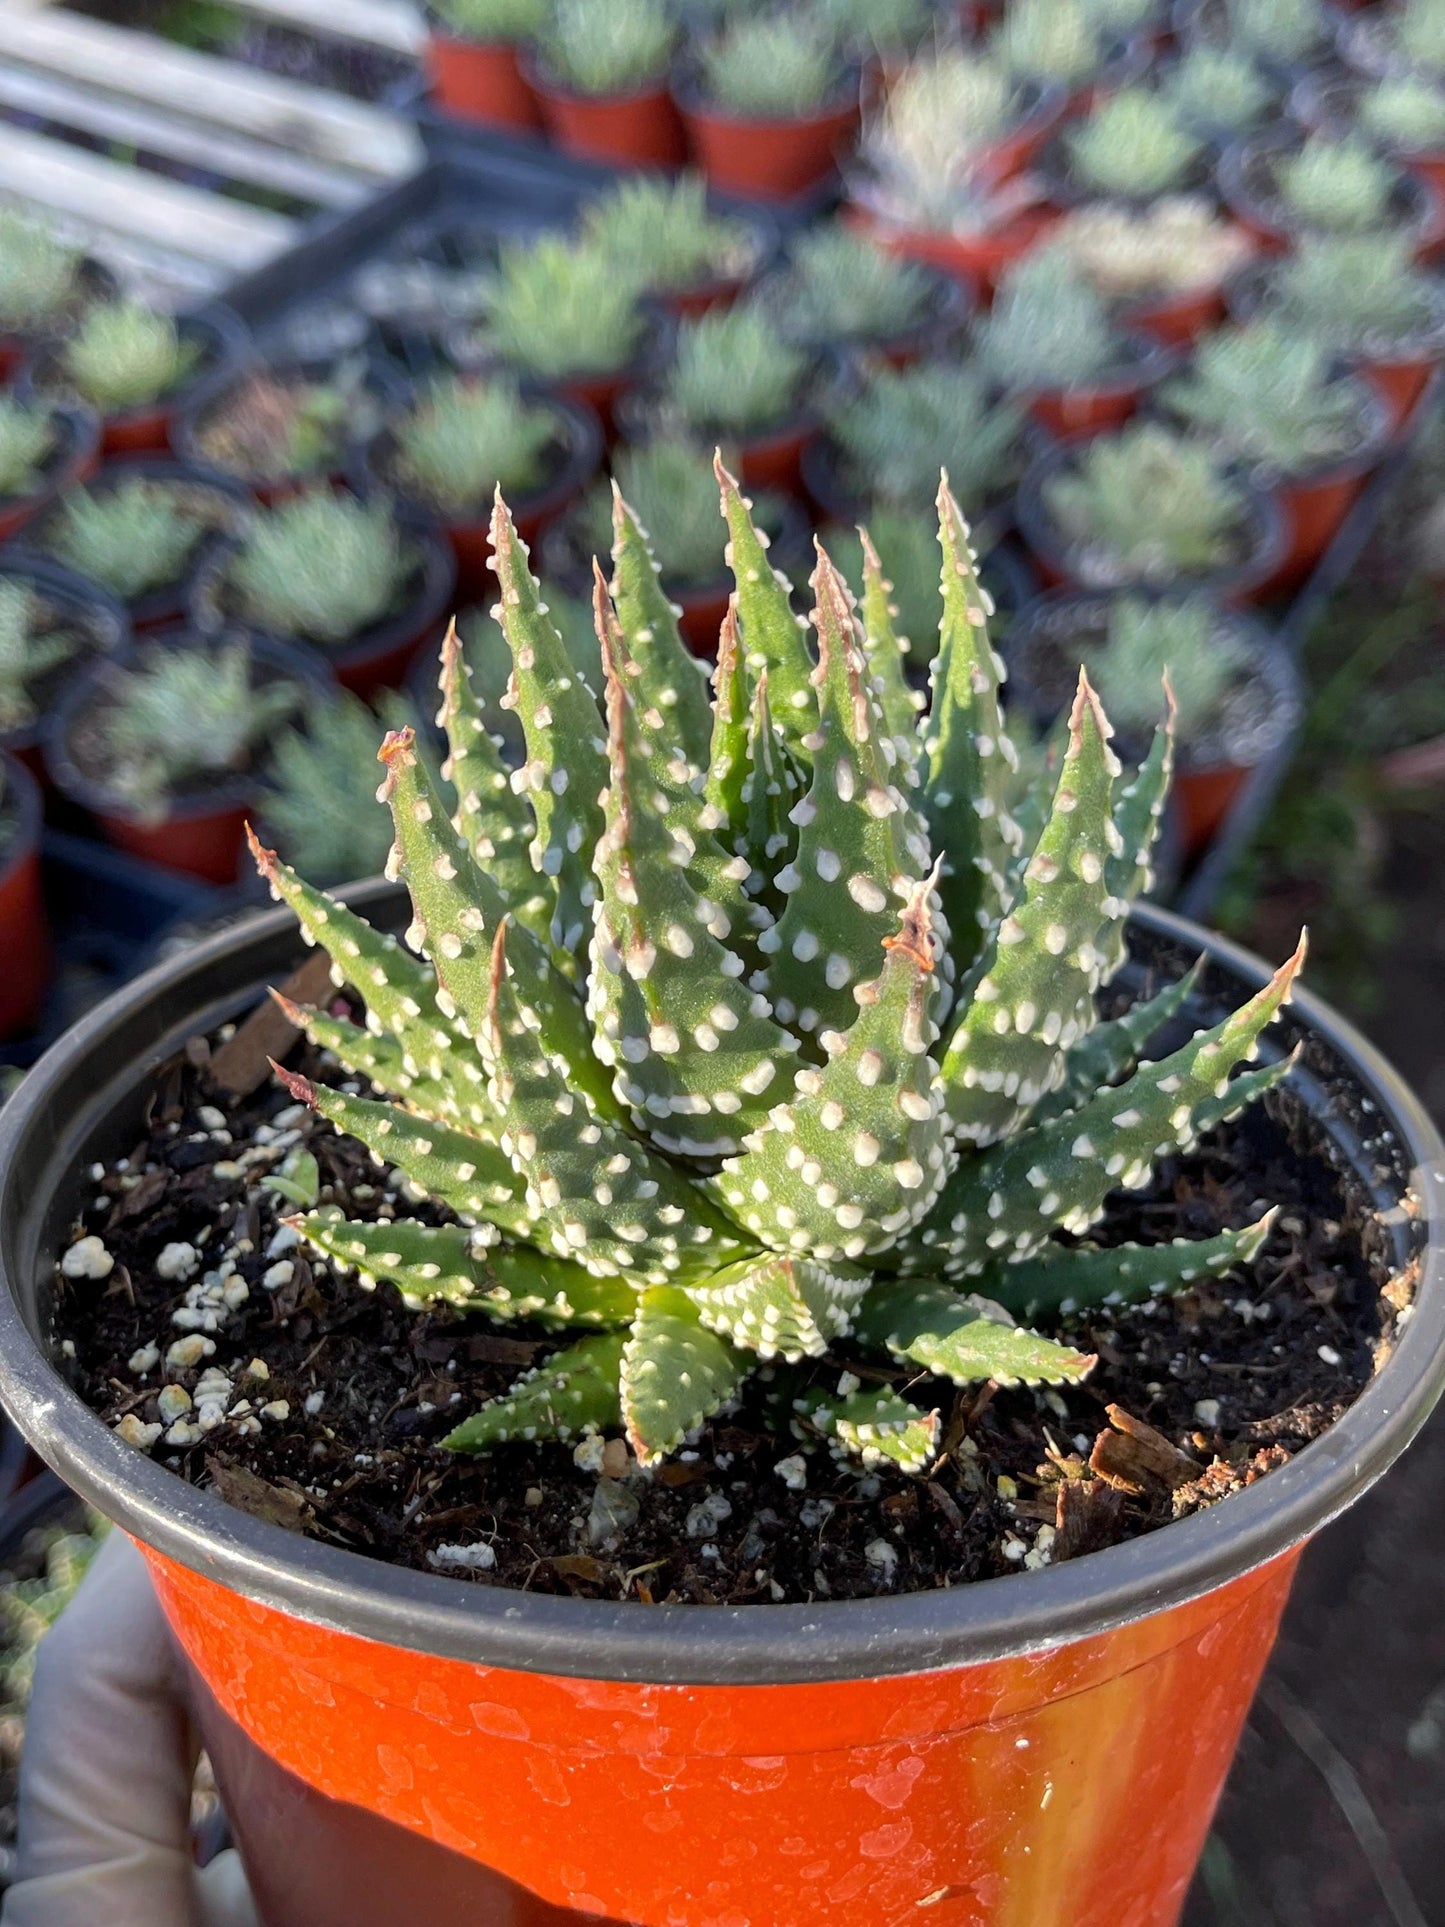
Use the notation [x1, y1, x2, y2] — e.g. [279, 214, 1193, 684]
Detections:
[1042, 423, 1253, 582]
[1161, 45, 1273, 135]
[430, 0, 546, 40]
[251, 464, 1299, 1471]
[544, 0, 676, 93]
[1065, 87, 1204, 198]
[1277, 135, 1399, 234]
[770, 223, 937, 347]
[580, 176, 758, 298]
[224, 491, 409, 647]
[44, 478, 222, 605]
[577, 440, 746, 589]
[0, 213, 83, 334]
[663, 301, 810, 435]
[0, 581, 80, 736]
[1163, 320, 1365, 475]
[994, 0, 1104, 87]
[1223, 0, 1325, 63]
[1087, 596, 1248, 740]
[699, 15, 846, 118]
[1361, 76, 1445, 151]
[57, 301, 201, 413]
[974, 247, 1120, 392]
[482, 235, 648, 380]
[0, 398, 56, 499]
[393, 375, 559, 516]
[828, 362, 1023, 509]
[1270, 232, 1444, 352]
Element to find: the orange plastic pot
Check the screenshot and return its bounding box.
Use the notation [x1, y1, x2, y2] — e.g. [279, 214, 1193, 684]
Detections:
[1022, 336, 1178, 442]
[847, 203, 1059, 301]
[676, 79, 859, 201]
[1243, 382, 1393, 599]
[526, 60, 686, 166]
[1174, 762, 1248, 857]
[426, 30, 541, 128]
[0, 750, 49, 1041]
[1357, 348, 1441, 436]
[1122, 273, 1240, 351]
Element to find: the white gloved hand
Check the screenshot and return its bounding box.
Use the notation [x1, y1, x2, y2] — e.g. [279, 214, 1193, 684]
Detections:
[1, 1527, 258, 1927]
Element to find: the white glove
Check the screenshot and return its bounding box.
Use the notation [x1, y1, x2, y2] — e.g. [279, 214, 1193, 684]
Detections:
[1, 1528, 258, 1927]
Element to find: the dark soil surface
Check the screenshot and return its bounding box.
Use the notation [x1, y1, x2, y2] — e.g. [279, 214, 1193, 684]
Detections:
[46, 978, 1404, 1608]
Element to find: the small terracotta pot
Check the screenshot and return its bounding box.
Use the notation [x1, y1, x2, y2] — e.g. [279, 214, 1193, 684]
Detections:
[674, 72, 860, 201]
[0, 749, 49, 1041]
[0, 558, 129, 782]
[43, 631, 329, 886]
[846, 201, 1061, 301]
[1217, 128, 1445, 263]
[1243, 385, 1395, 598]
[524, 56, 686, 166]
[976, 82, 1069, 185]
[425, 27, 541, 128]
[1018, 333, 1181, 441]
[1121, 275, 1235, 350]
[0, 400, 101, 546]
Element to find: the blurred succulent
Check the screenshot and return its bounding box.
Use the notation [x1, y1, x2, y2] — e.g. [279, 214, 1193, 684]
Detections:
[225, 492, 408, 646]
[576, 439, 743, 588]
[770, 223, 936, 346]
[855, 46, 1029, 232]
[45, 478, 220, 604]
[194, 368, 360, 483]
[1161, 45, 1273, 135]
[974, 247, 1120, 391]
[1082, 0, 1157, 26]
[483, 235, 647, 379]
[1222, 0, 1325, 64]
[828, 362, 1022, 508]
[1270, 232, 1442, 352]
[1361, 76, 1445, 151]
[91, 642, 299, 817]
[1043, 423, 1251, 580]
[1277, 135, 1398, 234]
[1086, 596, 1247, 740]
[1164, 320, 1363, 475]
[580, 176, 758, 298]
[0, 580, 80, 735]
[0, 398, 56, 498]
[0, 213, 83, 334]
[1065, 88, 1203, 198]
[430, 0, 547, 39]
[0, 1516, 107, 1711]
[453, 588, 601, 766]
[57, 302, 201, 413]
[994, 0, 1103, 88]
[544, 0, 676, 93]
[662, 301, 810, 435]
[699, 15, 846, 117]
[826, 509, 944, 669]
[813, 0, 929, 54]
[393, 375, 558, 515]
[1054, 197, 1255, 299]
[1398, 0, 1445, 72]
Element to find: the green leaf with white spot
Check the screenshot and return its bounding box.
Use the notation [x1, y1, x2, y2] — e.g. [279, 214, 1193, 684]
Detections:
[740, 670, 805, 919]
[1194, 1046, 1298, 1136]
[443, 1333, 626, 1451]
[684, 1251, 870, 1360]
[857, 523, 925, 764]
[796, 1385, 940, 1472]
[621, 1286, 748, 1464]
[717, 453, 815, 746]
[608, 483, 714, 771]
[703, 600, 751, 847]
[1103, 709, 1173, 978]
[1027, 961, 1204, 1127]
[853, 1279, 1096, 1384]
[975, 1210, 1278, 1319]
[270, 992, 463, 1126]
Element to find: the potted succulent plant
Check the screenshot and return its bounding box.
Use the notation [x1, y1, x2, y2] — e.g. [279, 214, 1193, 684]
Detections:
[762, 221, 970, 365]
[454, 234, 651, 433]
[973, 245, 1178, 438]
[176, 356, 399, 506]
[1053, 196, 1257, 346]
[1338, 0, 1445, 83]
[1174, 0, 1331, 77]
[1160, 318, 1393, 592]
[0, 212, 114, 384]
[2, 474, 1441, 1926]
[1158, 41, 1276, 143]
[423, 0, 546, 127]
[1219, 128, 1445, 260]
[1016, 419, 1288, 602]
[547, 439, 802, 652]
[1296, 72, 1445, 201]
[191, 487, 457, 699]
[1048, 85, 1209, 208]
[20, 460, 249, 632]
[25, 299, 244, 456]
[618, 300, 820, 494]
[675, 14, 860, 201]
[360, 373, 601, 597]
[0, 391, 100, 545]
[0, 750, 48, 1041]
[813, 0, 932, 80]
[44, 633, 322, 884]
[1005, 590, 1301, 855]
[1234, 231, 1445, 432]
[0, 559, 128, 779]
[847, 45, 1063, 293]
[579, 175, 771, 319]
[524, 0, 685, 164]
[991, 0, 1141, 111]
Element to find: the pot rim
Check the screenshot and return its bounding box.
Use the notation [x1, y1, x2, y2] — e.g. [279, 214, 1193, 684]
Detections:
[0, 555, 130, 760]
[0, 399, 101, 518]
[1218, 124, 1445, 252]
[0, 889, 1440, 1685]
[671, 61, 860, 132]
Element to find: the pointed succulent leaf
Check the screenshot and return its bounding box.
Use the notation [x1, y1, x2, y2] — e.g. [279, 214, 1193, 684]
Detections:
[443, 1333, 626, 1452]
[941, 676, 1122, 1146]
[587, 594, 803, 1157]
[974, 1211, 1279, 1320]
[762, 545, 932, 1039]
[740, 669, 805, 915]
[857, 523, 925, 760]
[717, 454, 815, 744]
[621, 1286, 748, 1465]
[489, 492, 608, 954]
[715, 877, 950, 1259]
[703, 600, 752, 843]
[608, 482, 715, 771]
[906, 938, 1307, 1278]
[268, 990, 466, 1130]
[921, 480, 1025, 970]
[853, 1278, 1096, 1385]
[1028, 960, 1204, 1126]
[795, 1385, 940, 1472]
[1103, 706, 1174, 977]
[684, 1251, 870, 1361]
[1194, 1045, 1299, 1136]
[485, 922, 754, 1282]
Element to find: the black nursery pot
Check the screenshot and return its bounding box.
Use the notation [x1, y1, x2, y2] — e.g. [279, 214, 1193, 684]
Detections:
[1217, 126, 1445, 260]
[0, 399, 102, 547]
[0, 256, 118, 384]
[0, 555, 129, 776]
[0, 888, 1441, 1925]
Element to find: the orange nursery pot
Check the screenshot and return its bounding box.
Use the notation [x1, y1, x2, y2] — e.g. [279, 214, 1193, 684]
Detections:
[525, 58, 687, 167]
[0, 890, 1442, 1926]
[0, 749, 49, 1041]
[675, 74, 860, 201]
[846, 202, 1061, 302]
[425, 26, 541, 128]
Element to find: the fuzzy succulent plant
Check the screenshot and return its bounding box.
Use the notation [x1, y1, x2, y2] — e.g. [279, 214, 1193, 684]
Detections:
[994, 0, 1103, 88]
[1276, 135, 1398, 234]
[855, 47, 1032, 234]
[1086, 596, 1247, 740]
[576, 439, 749, 590]
[44, 477, 220, 605]
[392, 375, 558, 516]
[662, 301, 810, 436]
[769, 224, 936, 348]
[828, 362, 1023, 510]
[1398, 0, 1445, 71]
[92, 641, 299, 816]
[1270, 233, 1442, 353]
[0, 398, 56, 499]
[1054, 197, 1255, 300]
[56, 301, 201, 413]
[0, 581, 79, 736]
[430, 0, 546, 40]
[580, 176, 757, 299]
[224, 491, 408, 647]
[813, 0, 929, 54]
[1163, 320, 1364, 476]
[974, 247, 1120, 393]
[252, 463, 1300, 1472]
[544, 0, 677, 93]
[1223, 0, 1325, 63]
[1065, 87, 1204, 199]
[699, 15, 846, 118]
[482, 235, 647, 381]
[0, 213, 83, 334]
[1161, 45, 1273, 136]
[1042, 423, 1252, 582]
[195, 368, 357, 484]
[1361, 76, 1445, 151]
